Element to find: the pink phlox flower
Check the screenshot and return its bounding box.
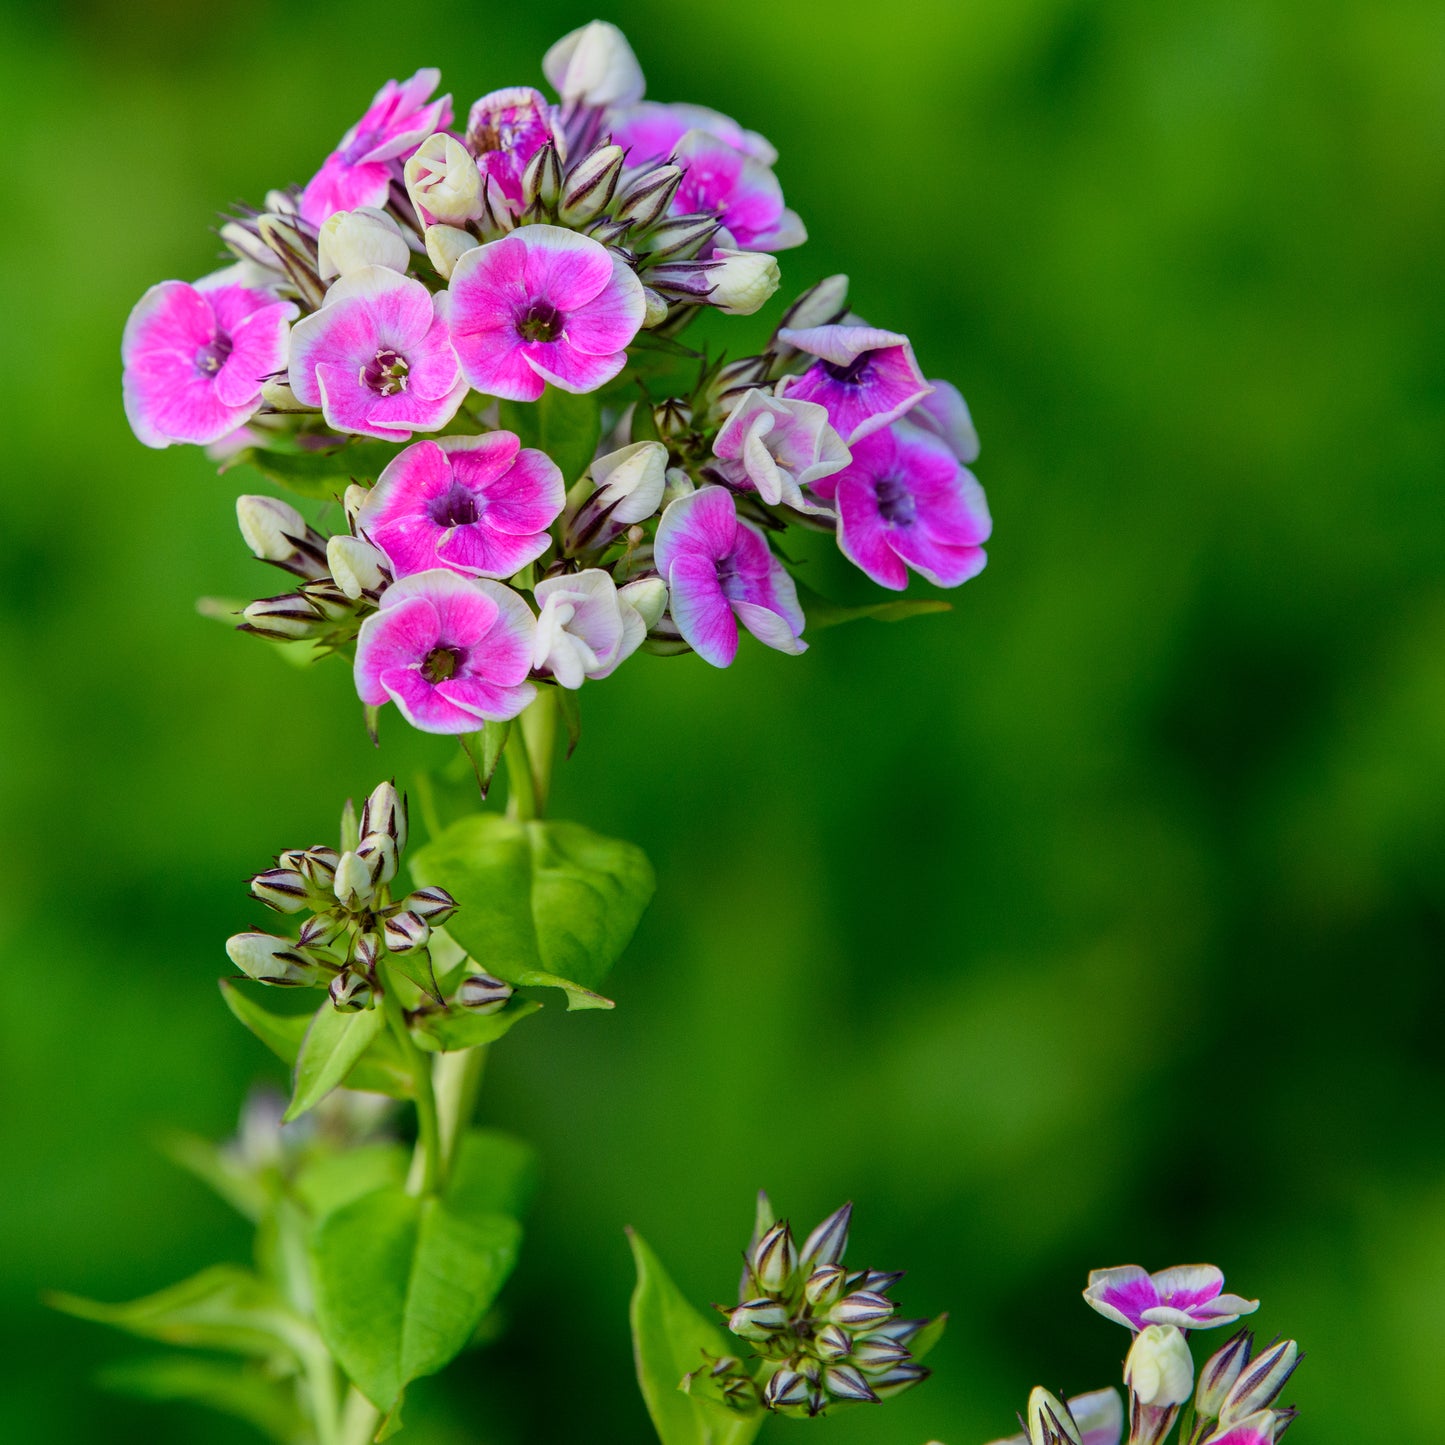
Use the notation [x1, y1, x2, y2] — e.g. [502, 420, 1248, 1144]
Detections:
[909, 379, 980, 464]
[354, 569, 536, 733]
[357, 434, 564, 581]
[712, 389, 848, 513]
[468, 87, 565, 214]
[987, 1389, 1123, 1445]
[122, 268, 297, 449]
[1084, 1265, 1261, 1333]
[448, 224, 645, 401]
[653, 485, 806, 668]
[287, 266, 466, 441]
[532, 569, 647, 687]
[811, 422, 990, 592]
[669, 130, 805, 253]
[1202, 1412, 1284, 1445]
[775, 324, 932, 444]
[302, 69, 452, 226]
[609, 101, 777, 166]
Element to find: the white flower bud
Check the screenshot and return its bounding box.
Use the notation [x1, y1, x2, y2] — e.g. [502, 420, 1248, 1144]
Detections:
[343, 484, 370, 528]
[1126, 1325, 1195, 1407]
[355, 832, 397, 887]
[425, 223, 481, 280]
[382, 910, 430, 954]
[327, 535, 390, 600]
[333, 850, 374, 909]
[590, 441, 668, 523]
[1026, 1387, 1083, 1445]
[456, 971, 513, 1013]
[317, 207, 410, 282]
[249, 867, 311, 913]
[361, 780, 408, 852]
[1220, 1340, 1299, 1423]
[708, 248, 781, 316]
[237, 495, 309, 564]
[661, 466, 695, 507]
[542, 20, 645, 107]
[641, 286, 670, 329]
[405, 134, 484, 226]
[778, 274, 849, 332]
[226, 932, 318, 987]
[259, 376, 311, 412]
[618, 576, 668, 631]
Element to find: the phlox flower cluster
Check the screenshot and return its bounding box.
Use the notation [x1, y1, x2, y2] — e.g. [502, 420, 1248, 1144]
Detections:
[121, 21, 993, 740]
[975, 1263, 1301, 1445]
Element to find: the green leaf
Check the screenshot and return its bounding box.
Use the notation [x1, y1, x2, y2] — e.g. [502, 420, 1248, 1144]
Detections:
[221, 982, 413, 1100]
[158, 1129, 270, 1222]
[499, 389, 602, 486]
[410, 814, 654, 1010]
[285, 1002, 388, 1122]
[410, 996, 543, 1053]
[459, 720, 511, 800]
[628, 1231, 763, 1445]
[792, 578, 953, 630]
[446, 1129, 538, 1220]
[223, 440, 401, 500]
[49, 1265, 309, 1360]
[910, 1311, 948, 1361]
[310, 1185, 522, 1413]
[99, 1355, 308, 1444]
[294, 1143, 410, 1223]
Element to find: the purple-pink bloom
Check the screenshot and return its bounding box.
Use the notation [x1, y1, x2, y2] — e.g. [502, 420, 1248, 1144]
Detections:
[669, 131, 805, 252]
[354, 569, 535, 733]
[301, 69, 452, 227]
[776, 325, 931, 444]
[357, 434, 564, 581]
[122, 271, 296, 449]
[468, 87, 564, 214]
[609, 101, 777, 166]
[1203, 1412, 1282, 1445]
[287, 267, 466, 441]
[909, 379, 980, 464]
[712, 389, 848, 513]
[447, 224, 645, 401]
[653, 485, 806, 668]
[1084, 1265, 1260, 1333]
[811, 422, 990, 591]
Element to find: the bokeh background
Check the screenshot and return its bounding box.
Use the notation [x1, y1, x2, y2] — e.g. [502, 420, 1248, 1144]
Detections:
[3, 0, 1443, 1441]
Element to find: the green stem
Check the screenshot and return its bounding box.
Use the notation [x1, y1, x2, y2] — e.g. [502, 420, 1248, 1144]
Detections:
[503, 722, 538, 821]
[520, 688, 558, 815]
[433, 1045, 488, 1175]
[382, 979, 443, 1196]
[335, 1386, 381, 1445]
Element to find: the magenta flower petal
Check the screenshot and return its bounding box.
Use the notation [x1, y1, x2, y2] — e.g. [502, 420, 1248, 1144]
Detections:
[1084, 1264, 1258, 1334]
[469, 87, 562, 214]
[354, 595, 442, 703]
[448, 225, 644, 402]
[667, 552, 740, 667]
[609, 101, 777, 166]
[669, 131, 795, 253]
[776, 325, 932, 444]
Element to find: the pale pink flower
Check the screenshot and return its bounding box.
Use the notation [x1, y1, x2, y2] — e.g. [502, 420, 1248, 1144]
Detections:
[712, 389, 848, 512]
[468, 87, 564, 214]
[447, 224, 645, 401]
[909, 379, 980, 463]
[775, 324, 932, 444]
[301, 69, 452, 227]
[609, 101, 776, 166]
[532, 569, 647, 687]
[357, 434, 564, 580]
[354, 569, 535, 733]
[1084, 1264, 1260, 1333]
[287, 267, 466, 441]
[669, 130, 805, 252]
[122, 270, 296, 448]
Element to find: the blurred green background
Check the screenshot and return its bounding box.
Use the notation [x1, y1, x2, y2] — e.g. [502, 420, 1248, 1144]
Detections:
[3, 0, 1443, 1441]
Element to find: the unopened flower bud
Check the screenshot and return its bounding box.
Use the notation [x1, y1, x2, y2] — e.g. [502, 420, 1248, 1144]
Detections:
[804, 1264, 847, 1310]
[559, 143, 625, 225]
[425, 223, 481, 280]
[823, 1365, 878, 1404]
[297, 846, 340, 890]
[240, 594, 325, 641]
[1027, 1387, 1084, 1445]
[257, 214, 326, 310]
[582, 440, 668, 534]
[333, 850, 374, 908]
[237, 496, 328, 578]
[641, 287, 670, 328]
[360, 780, 408, 853]
[383, 910, 430, 953]
[353, 931, 380, 975]
[250, 867, 310, 913]
[762, 1368, 808, 1411]
[523, 142, 563, 212]
[299, 578, 355, 623]
[404, 134, 485, 226]
[456, 970, 513, 1013]
[542, 20, 645, 107]
[1196, 1331, 1253, 1418]
[801, 1202, 852, 1268]
[708, 248, 781, 316]
[639, 212, 721, 262]
[661, 466, 696, 507]
[298, 911, 346, 949]
[1126, 1325, 1194, 1407]
[727, 1298, 788, 1341]
[851, 1335, 911, 1371]
[226, 932, 319, 987]
[869, 1315, 927, 1345]
[813, 1323, 852, 1361]
[854, 1269, 904, 1294]
[355, 832, 397, 887]
[327, 535, 389, 599]
[317, 206, 410, 281]
[330, 969, 373, 1011]
[1221, 1340, 1299, 1424]
[867, 1360, 929, 1398]
[618, 576, 668, 631]
[615, 165, 683, 229]
[404, 886, 457, 923]
[830, 1292, 893, 1329]
[343, 484, 370, 528]
[777, 274, 849, 334]
[751, 1221, 797, 1293]
[260, 375, 311, 412]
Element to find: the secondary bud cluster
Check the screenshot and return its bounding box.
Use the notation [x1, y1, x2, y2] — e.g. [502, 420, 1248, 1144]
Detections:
[721, 1202, 935, 1418]
[225, 781, 455, 1008]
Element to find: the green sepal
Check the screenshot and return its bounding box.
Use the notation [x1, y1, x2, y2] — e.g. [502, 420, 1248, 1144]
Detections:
[410, 814, 654, 1011]
[792, 578, 953, 629]
[222, 439, 401, 500]
[383, 948, 444, 1005]
[48, 1265, 311, 1361]
[220, 982, 414, 1100]
[158, 1128, 270, 1222]
[627, 1230, 764, 1445]
[98, 1355, 309, 1445]
[409, 996, 543, 1053]
[910, 1311, 948, 1361]
[460, 720, 512, 800]
[285, 1000, 387, 1122]
[309, 1184, 522, 1414]
[499, 389, 602, 487]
